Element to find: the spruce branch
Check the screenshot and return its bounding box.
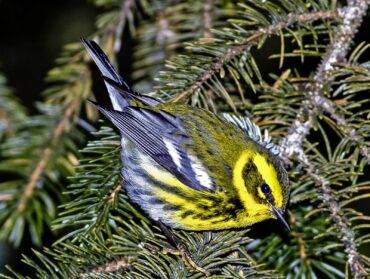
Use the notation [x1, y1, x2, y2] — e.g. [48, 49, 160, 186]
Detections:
[0, 41, 95, 246]
[0, 103, 80, 246]
[280, 0, 368, 162]
[16, 101, 78, 213]
[310, 86, 370, 164]
[0, 0, 142, 247]
[170, 9, 340, 103]
[305, 163, 366, 278]
[132, 0, 236, 91]
[52, 127, 122, 240]
[278, 2, 368, 276]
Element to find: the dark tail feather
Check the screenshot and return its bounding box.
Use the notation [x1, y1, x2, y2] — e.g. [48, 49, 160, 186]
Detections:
[82, 38, 163, 110]
[82, 38, 132, 111]
[81, 38, 130, 91]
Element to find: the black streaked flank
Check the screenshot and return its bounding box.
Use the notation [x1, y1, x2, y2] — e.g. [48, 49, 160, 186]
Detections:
[181, 210, 195, 218]
[147, 175, 198, 202]
[163, 204, 182, 211]
[223, 197, 242, 218]
[147, 197, 164, 205]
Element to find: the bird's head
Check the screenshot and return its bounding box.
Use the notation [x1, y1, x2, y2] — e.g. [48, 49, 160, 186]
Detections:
[232, 146, 290, 230]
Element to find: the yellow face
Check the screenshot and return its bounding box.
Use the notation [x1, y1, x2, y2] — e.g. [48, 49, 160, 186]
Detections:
[232, 149, 288, 227]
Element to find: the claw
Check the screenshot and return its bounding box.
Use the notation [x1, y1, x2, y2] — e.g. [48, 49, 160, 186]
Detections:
[162, 245, 210, 276]
[158, 221, 210, 276]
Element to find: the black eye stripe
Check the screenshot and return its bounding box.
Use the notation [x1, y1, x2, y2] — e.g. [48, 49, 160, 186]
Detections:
[243, 160, 257, 173]
[242, 161, 263, 202]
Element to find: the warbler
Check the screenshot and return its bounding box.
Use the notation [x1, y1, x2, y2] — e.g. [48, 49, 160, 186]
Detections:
[82, 41, 292, 268]
[82, 38, 290, 275]
[82, 39, 290, 233]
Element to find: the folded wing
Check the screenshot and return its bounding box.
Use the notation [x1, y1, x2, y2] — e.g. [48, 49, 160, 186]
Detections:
[91, 101, 215, 192]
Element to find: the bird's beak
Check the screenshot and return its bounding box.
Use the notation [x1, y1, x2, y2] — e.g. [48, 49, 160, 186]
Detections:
[271, 206, 291, 231]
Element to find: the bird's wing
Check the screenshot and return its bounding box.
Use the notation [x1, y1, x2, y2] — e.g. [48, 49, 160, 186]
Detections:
[91, 101, 215, 192]
[81, 38, 162, 111]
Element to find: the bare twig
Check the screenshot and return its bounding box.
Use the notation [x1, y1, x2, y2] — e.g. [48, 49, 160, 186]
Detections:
[280, 1, 368, 277]
[203, 0, 213, 38]
[307, 165, 366, 278]
[108, 181, 123, 205]
[17, 101, 78, 212]
[280, 2, 368, 161]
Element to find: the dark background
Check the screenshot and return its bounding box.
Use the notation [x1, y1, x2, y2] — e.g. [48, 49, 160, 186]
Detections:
[0, 0, 98, 111]
[0, 0, 98, 273]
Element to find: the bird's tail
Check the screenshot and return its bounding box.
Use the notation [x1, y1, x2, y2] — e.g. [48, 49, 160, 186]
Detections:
[81, 38, 132, 111]
[81, 38, 162, 111]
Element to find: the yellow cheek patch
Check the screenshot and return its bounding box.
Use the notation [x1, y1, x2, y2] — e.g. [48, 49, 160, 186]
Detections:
[252, 153, 283, 207]
[233, 150, 267, 213]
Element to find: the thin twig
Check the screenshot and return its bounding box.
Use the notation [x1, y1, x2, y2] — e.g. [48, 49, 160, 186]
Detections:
[203, 0, 213, 38]
[17, 101, 78, 212]
[171, 10, 340, 103]
[108, 180, 123, 205]
[289, 211, 309, 262]
[308, 2, 370, 163]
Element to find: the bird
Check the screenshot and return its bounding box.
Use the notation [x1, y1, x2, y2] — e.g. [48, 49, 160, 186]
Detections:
[82, 38, 290, 275]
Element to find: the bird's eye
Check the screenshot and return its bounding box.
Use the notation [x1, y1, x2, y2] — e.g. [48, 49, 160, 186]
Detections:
[261, 183, 271, 194]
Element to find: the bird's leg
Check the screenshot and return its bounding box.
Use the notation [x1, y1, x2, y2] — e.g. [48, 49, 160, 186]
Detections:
[157, 221, 210, 276]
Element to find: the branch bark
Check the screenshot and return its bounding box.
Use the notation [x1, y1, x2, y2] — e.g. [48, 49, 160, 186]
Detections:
[17, 101, 78, 212]
[280, 1, 369, 278]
